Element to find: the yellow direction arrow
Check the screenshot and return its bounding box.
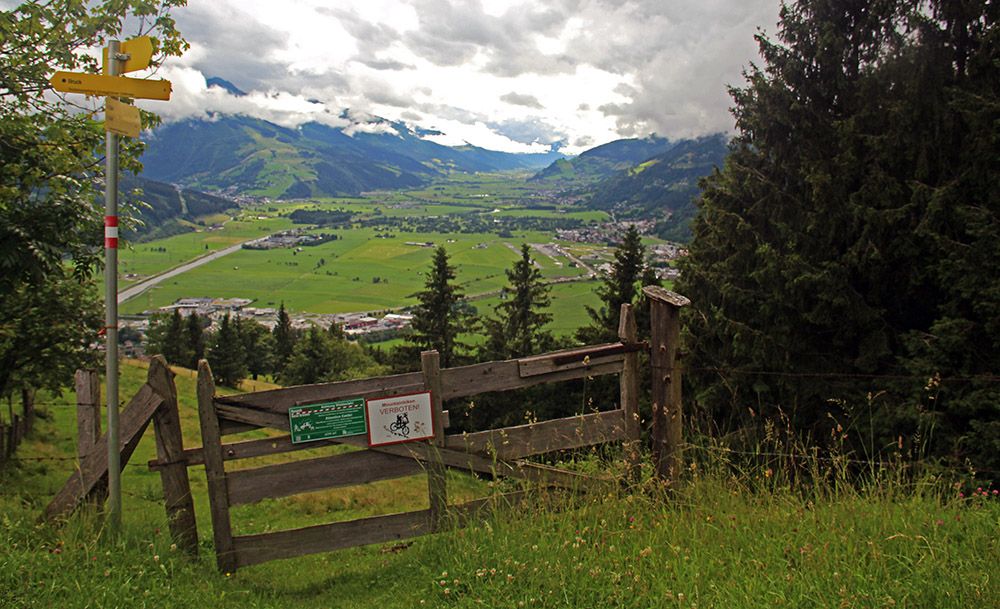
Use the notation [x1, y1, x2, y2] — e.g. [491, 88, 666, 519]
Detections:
[50, 71, 171, 100]
[102, 36, 154, 74]
[105, 97, 141, 138]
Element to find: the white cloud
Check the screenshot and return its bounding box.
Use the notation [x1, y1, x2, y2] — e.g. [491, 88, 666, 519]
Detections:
[150, 0, 781, 154]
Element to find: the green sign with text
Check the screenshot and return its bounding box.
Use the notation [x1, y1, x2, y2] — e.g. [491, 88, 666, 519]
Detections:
[288, 398, 367, 444]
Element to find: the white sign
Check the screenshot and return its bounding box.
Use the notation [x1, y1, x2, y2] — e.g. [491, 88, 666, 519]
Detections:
[366, 391, 435, 446]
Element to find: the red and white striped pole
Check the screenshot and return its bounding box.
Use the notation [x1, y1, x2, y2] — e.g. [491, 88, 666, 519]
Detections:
[104, 40, 122, 535]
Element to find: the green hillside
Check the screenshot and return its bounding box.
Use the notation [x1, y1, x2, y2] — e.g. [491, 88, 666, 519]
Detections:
[585, 135, 728, 241]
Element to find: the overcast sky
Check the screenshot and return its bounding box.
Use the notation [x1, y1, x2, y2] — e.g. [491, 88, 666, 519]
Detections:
[73, 0, 783, 154]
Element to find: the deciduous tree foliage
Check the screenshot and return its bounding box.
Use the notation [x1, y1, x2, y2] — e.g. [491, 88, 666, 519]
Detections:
[678, 0, 999, 468]
[279, 326, 385, 386]
[0, 0, 187, 401]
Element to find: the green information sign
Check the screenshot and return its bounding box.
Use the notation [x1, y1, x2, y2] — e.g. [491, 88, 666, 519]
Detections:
[288, 398, 367, 444]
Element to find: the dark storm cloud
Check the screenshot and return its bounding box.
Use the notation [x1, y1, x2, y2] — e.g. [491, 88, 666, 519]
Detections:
[500, 92, 544, 109]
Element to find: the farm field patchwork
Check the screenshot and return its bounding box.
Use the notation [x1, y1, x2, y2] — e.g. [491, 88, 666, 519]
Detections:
[118, 174, 618, 338]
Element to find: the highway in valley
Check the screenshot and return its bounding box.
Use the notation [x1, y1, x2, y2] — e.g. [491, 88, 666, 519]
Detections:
[117, 241, 247, 305]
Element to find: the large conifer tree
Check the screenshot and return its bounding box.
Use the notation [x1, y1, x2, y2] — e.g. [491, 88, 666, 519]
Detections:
[578, 226, 645, 344]
[482, 244, 553, 359]
[678, 0, 999, 468]
[409, 246, 467, 367]
[208, 314, 247, 388]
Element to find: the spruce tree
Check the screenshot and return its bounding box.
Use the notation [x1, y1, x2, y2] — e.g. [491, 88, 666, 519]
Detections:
[272, 302, 296, 372]
[409, 246, 467, 367]
[208, 313, 247, 388]
[237, 317, 275, 381]
[146, 309, 190, 366]
[677, 0, 999, 468]
[577, 226, 645, 344]
[482, 244, 553, 359]
[185, 311, 204, 369]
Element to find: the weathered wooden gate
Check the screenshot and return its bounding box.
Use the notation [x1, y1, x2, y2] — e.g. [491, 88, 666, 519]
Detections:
[179, 304, 652, 572]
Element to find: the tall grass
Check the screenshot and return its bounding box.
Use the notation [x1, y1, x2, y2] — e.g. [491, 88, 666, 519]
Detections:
[1, 365, 996, 608]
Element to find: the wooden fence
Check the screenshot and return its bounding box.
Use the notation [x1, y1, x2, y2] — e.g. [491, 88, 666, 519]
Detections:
[42, 357, 199, 557]
[40, 289, 688, 573]
[151, 293, 688, 573]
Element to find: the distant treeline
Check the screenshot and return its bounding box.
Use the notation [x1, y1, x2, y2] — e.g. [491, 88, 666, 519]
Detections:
[288, 209, 353, 226]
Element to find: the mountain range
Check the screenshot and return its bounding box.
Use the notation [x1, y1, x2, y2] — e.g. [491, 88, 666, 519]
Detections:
[528, 134, 728, 241]
[140, 113, 563, 199]
[134, 80, 729, 241]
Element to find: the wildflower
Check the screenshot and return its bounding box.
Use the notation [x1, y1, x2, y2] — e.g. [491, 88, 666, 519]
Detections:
[958, 492, 965, 498]
[153, 555, 160, 562]
[639, 547, 653, 558]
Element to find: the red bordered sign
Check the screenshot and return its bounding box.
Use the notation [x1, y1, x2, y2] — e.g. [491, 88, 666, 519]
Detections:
[365, 391, 435, 447]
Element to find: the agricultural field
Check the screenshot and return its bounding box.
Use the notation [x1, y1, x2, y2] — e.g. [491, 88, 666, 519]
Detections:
[118, 173, 620, 336]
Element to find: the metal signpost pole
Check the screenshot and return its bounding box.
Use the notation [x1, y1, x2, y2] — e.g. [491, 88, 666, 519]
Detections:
[104, 39, 122, 534]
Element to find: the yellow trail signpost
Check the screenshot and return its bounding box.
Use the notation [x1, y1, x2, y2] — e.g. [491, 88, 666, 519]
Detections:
[48, 36, 171, 535]
[49, 71, 172, 101]
[104, 98, 141, 138]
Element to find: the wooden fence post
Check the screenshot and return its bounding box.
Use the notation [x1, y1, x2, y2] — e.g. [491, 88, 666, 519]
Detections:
[74, 370, 106, 504]
[642, 286, 690, 484]
[75, 370, 102, 459]
[197, 360, 237, 573]
[618, 303, 641, 482]
[421, 350, 448, 531]
[147, 357, 199, 557]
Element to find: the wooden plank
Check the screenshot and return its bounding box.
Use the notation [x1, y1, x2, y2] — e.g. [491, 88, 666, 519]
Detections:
[444, 410, 629, 460]
[219, 419, 262, 436]
[422, 351, 447, 531]
[618, 304, 642, 481]
[215, 403, 289, 431]
[147, 357, 198, 557]
[150, 409, 456, 470]
[383, 442, 599, 489]
[227, 450, 423, 506]
[517, 342, 627, 377]
[41, 384, 162, 521]
[197, 361, 237, 573]
[641, 286, 691, 308]
[232, 491, 533, 567]
[441, 359, 624, 400]
[232, 509, 432, 568]
[215, 371, 424, 413]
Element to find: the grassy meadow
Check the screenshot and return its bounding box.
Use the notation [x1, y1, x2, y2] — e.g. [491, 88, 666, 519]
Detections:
[1, 360, 996, 608]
